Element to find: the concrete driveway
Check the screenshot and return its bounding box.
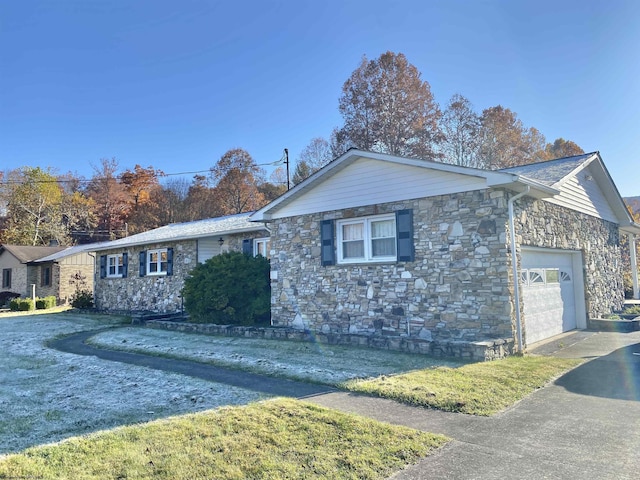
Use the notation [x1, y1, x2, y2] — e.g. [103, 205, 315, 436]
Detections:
[310, 330, 640, 479]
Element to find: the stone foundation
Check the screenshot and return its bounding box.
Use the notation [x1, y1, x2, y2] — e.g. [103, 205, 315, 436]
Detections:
[146, 319, 514, 361]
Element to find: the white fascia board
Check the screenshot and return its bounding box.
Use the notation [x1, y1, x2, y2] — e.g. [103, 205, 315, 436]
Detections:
[549, 152, 599, 189]
[587, 157, 637, 226]
[92, 226, 266, 252]
[487, 174, 560, 198]
[621, 223, 640, 235]
[250, 149, 528, 221]
[251, 151, 361, 222]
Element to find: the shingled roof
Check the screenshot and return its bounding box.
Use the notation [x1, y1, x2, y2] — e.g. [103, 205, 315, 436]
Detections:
[0, 245, 67, 263]
[499, 152, 597, 186]
[92, 212, 266, 251]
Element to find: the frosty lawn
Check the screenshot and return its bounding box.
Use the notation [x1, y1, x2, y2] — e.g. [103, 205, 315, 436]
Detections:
[0, 312, 459, 457]
[88, 326, 464, 385]
[0, 312, 267, 456]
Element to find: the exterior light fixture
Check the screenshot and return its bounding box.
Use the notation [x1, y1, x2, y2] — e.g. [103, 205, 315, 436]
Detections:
[218, 237, 224, 246]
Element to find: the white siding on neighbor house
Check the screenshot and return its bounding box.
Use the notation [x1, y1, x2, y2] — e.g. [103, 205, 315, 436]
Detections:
[545, 167, 617, 222]
[197, 237, 222, 263]
[272, 157, 488, 219]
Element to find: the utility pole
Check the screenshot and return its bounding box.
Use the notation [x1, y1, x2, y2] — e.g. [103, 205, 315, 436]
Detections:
[284, 148, 290, 190]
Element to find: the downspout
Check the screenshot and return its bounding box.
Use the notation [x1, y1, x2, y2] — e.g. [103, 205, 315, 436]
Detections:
[508, 186, 530, 353]
[629, 233, 639, 300]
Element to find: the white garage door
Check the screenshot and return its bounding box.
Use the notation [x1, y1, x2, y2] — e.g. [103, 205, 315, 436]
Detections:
[521, 249, 583, 345]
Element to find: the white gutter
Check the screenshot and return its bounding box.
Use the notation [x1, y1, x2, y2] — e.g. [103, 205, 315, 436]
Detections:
[629, 233, 639, 300]
[508, 186, 530, 352]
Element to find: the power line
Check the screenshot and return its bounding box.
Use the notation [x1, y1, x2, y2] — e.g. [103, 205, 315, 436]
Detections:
[0, 157, 287, 186]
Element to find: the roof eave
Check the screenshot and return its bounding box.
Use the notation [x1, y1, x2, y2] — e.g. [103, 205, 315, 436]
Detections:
[487, 175, 560, 198]
[620, 222, 640, 235]
[91, 225, 267, 252]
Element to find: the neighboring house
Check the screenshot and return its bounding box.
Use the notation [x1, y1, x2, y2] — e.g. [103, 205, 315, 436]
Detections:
[30, 245, 98, 304]
[0, 244, 95, 304]
[92, 212, 270, 313]
[250, 150, 640, 354]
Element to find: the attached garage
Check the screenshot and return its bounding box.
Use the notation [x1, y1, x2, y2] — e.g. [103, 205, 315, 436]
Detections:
[521, 248, 587, 345]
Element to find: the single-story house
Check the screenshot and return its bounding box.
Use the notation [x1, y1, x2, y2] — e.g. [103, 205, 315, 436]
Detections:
[250, 150, 640, 354]
[92, 212, 270, 313]
[0, 244, 96, 304]
[30, 245, 98, 304]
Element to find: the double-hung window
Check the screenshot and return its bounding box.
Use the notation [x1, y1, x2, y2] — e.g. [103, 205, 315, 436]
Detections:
[337, 214, 397, 263]
[107, 254, 124, 278]
[147, 248, 168, 275]
[253, 238, 270, 258]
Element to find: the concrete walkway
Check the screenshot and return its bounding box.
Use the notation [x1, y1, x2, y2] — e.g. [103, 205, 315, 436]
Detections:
[310, 330, 640, 479]
[51, 328, 640, 479]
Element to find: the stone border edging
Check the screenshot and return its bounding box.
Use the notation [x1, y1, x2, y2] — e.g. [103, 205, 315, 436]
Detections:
[146, 320, 513, 361]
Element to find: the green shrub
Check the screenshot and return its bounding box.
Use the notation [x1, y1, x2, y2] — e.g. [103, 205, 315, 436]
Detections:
[70, 289, 94, 309]
[69, 271, 93, 309]
[10, 298, 35, 311]
[36, 296, 57, 310]
[182, 251, 270, 325]
[623, 305, 640, 316]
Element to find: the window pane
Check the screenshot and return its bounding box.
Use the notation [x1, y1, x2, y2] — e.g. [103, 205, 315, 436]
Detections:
[371, 219, 394, 238]
[343, 240, 364, 258]
[342, 223, 363, 241]
[149, 252, 158, 273]
[372, 238, 396, 257]
[545, 269, 559, 284]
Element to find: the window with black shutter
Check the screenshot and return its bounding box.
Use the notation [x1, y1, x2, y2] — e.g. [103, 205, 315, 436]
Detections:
[321, 220, 335, 266]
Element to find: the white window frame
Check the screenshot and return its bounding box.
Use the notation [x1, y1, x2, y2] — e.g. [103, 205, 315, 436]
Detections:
[337, 214, 397, 264]
[147, 248, 168, 276]
[254, 237, 270, 258]
[106, 254, 124, 278]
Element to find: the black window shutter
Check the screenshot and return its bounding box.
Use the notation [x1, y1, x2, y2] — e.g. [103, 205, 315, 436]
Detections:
[139, 251, 146, 277]
[166, 248, 174, 276]
[396, 209, 414, 262]
[122, 252, 128, 278]
[321, 220, 335, 266]
[99, 255, 107, 279]
[242, 239, 253, 256]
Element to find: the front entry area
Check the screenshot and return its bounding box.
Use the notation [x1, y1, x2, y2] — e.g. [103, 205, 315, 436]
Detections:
[521, 248, 586, 345]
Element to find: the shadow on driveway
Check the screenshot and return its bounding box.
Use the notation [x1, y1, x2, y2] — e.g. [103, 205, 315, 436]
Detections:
[554, 343, 640, 401]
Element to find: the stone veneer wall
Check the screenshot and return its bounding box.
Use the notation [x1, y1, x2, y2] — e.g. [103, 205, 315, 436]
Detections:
[95, 232, 268, 313]
[515, 197, 624, 320]
[95, 240, 197, 313]
[270, 189, 515, 344]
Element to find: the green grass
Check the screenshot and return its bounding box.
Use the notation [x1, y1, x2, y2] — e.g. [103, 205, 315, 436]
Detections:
[0, 399, 448, 480]
[342, 355, 583, 416]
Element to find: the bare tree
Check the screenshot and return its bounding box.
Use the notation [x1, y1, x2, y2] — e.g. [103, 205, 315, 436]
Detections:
[292, 137, 333, 185]
[439, 94, 482, 167]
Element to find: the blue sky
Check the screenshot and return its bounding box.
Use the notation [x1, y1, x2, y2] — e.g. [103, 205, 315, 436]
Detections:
[1, 0, 638, 196]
